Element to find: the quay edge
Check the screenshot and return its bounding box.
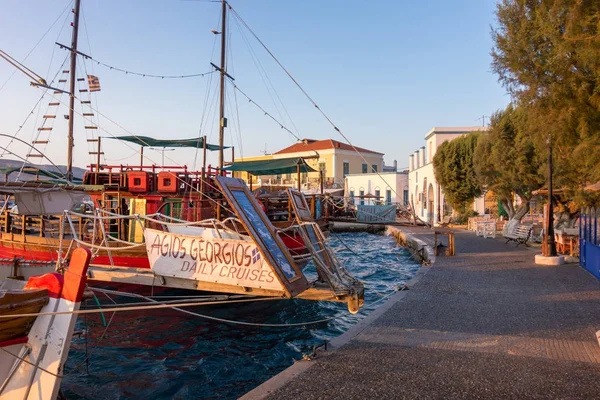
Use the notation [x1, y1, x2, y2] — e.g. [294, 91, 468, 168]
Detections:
[239, 225, 433, 400]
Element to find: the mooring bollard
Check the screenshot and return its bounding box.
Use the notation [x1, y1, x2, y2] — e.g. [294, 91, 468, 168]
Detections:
[434, 230, 455, 256]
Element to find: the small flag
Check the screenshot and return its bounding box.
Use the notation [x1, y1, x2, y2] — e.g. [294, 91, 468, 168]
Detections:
[87, 75, 101, 92]
[251, 248, 261, 263]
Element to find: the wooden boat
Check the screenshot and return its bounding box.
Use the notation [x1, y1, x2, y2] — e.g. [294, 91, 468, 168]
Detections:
[142, 176, 363, 313]
[0, 247, 91, 399]
[0, 1, 363, 312]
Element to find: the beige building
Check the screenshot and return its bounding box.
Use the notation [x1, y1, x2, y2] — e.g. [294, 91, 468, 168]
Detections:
[232, 139, 384, 190]
[408, 127, 487, 225]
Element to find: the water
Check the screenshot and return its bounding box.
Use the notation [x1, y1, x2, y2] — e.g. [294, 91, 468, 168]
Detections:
[62, 232, 420, 399]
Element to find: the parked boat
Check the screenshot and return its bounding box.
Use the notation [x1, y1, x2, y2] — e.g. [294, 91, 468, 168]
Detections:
[0, 1, 364, 312]
[0, 247, 91, 399]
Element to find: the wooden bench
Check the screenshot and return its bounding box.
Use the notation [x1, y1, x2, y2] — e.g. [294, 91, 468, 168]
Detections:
[439, 215, 452, 227]
[504, 223, 533, 247]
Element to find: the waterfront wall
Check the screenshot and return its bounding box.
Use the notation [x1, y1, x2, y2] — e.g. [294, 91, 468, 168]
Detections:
[386, 226, 434, 265]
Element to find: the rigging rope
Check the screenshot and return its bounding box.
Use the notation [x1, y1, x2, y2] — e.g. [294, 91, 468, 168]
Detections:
[228, 4, 418, 222]
[56, 44, 217, 79]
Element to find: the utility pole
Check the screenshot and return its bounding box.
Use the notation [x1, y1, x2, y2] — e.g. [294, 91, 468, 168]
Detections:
[477, 115, 489, 127]
[66, 0, 81, 182]
[218, 0, 227, 172]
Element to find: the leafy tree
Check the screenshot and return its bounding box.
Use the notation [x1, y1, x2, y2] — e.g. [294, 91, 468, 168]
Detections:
[491, 0, 600, 201]
[433, 133, 482, 214]
[473, 105, 545, 221]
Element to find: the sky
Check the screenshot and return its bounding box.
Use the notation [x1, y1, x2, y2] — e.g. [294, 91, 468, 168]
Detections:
[0, 0, 509, 173]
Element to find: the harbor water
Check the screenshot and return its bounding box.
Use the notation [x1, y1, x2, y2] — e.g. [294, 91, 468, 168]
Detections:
[62, 231, 420, 400]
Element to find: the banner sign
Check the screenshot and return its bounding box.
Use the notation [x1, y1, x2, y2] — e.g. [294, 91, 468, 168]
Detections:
[356, 204, 396, 223]
[144, 229, 284, 291]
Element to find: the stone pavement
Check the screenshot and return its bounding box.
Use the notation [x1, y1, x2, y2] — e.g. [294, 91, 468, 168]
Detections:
[242, 226, 600, 399]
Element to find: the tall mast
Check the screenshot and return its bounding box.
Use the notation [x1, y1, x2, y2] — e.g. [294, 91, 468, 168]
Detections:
[218, 0, 227, 171]
[67, 0, 81, 182]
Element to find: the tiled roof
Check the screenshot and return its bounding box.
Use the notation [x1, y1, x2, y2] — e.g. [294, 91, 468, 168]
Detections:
[274, 139, 383, 155]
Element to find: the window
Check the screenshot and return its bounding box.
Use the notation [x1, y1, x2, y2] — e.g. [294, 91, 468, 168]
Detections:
[343, 162, 350, 177]
[319, 162, 326, 172]
[134, 178, 141, 186]
[349, 190, 355, 204]
[164, 178, 172, 187]
[371, 164, 378, 173]
[375, 190, 380, 204]
[362, 163, 368, 173]
[359, 190, 364, 205]
[403, 189, 409, 205]
[386, 189, 392, 205]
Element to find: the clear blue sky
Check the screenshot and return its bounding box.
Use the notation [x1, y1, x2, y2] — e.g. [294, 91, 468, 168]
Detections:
[0, 0, 508, 172]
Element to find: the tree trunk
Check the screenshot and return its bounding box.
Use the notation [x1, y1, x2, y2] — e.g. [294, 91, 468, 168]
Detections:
[511, 200, 530, 222]
[501, 197, 530, 222]
[500, 198, 515, 219]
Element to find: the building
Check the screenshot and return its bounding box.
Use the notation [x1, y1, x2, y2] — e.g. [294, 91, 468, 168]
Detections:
[408, 127, 487, 225]
[345, 170, 408, 206]
[232, 139, 384, 190]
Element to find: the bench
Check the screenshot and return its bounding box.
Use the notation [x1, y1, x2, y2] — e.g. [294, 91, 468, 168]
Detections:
[504, 222, 533, 247]
[439, 215, 452, 227]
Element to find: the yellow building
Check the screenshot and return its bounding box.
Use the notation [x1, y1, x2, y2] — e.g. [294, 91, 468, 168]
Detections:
[232, 139, 384, 190]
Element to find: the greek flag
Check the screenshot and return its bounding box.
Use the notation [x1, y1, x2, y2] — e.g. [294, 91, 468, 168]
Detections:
[251, 248, 261, 263]
[87, 75, 101, 92]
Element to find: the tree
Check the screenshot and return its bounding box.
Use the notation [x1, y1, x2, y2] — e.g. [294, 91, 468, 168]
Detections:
[473, 105, 545, 221]
[492, 0, 600, 198]
[433, 133, 482, 214]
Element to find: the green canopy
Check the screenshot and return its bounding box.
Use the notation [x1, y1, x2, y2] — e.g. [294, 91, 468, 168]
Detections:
[224, 157, 316, 176]
[107, 136, 228, 151]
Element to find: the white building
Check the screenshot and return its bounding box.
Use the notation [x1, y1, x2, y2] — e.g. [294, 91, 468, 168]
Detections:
[408, 127, 487, 225]
[345, 171, 409, 206]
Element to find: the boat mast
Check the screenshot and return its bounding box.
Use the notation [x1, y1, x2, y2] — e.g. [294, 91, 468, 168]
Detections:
[67, 0, 82, 182]
[218, 0, 227, 171]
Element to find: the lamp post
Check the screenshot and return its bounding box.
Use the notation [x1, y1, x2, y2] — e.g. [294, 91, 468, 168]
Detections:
[149, 147, 175, 167]
[545, 135, 557, 257]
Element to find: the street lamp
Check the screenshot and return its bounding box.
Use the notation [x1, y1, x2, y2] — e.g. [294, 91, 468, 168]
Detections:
[149, 147, 175, 167]
[544, 135, 557, 256]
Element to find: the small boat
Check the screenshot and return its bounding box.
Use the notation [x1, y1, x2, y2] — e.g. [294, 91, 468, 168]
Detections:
[0, 247, 91, 400]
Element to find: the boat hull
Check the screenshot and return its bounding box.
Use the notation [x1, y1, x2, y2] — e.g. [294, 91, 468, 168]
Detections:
[0, 233, 149, 280]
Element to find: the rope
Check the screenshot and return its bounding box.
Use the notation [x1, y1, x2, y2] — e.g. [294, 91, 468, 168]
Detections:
[232, 84, 301, 142]
[0, 297, 282, 319]
[55, 43, 216, 79]
[34, 88, 237, 215]
[0, 347, 62, 378]
[229, 4, 418, 219]
[90, 287, 342, 328]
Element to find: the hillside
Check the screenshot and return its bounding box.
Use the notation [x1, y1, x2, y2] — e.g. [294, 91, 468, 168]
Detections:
[0, 159, 86, 182]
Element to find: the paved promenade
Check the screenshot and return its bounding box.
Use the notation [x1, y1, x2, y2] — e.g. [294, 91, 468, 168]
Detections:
[242, 226, 600, 399]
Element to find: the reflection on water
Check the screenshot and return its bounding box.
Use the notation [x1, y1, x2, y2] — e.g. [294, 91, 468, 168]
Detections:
[62, 232, 420, 400]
